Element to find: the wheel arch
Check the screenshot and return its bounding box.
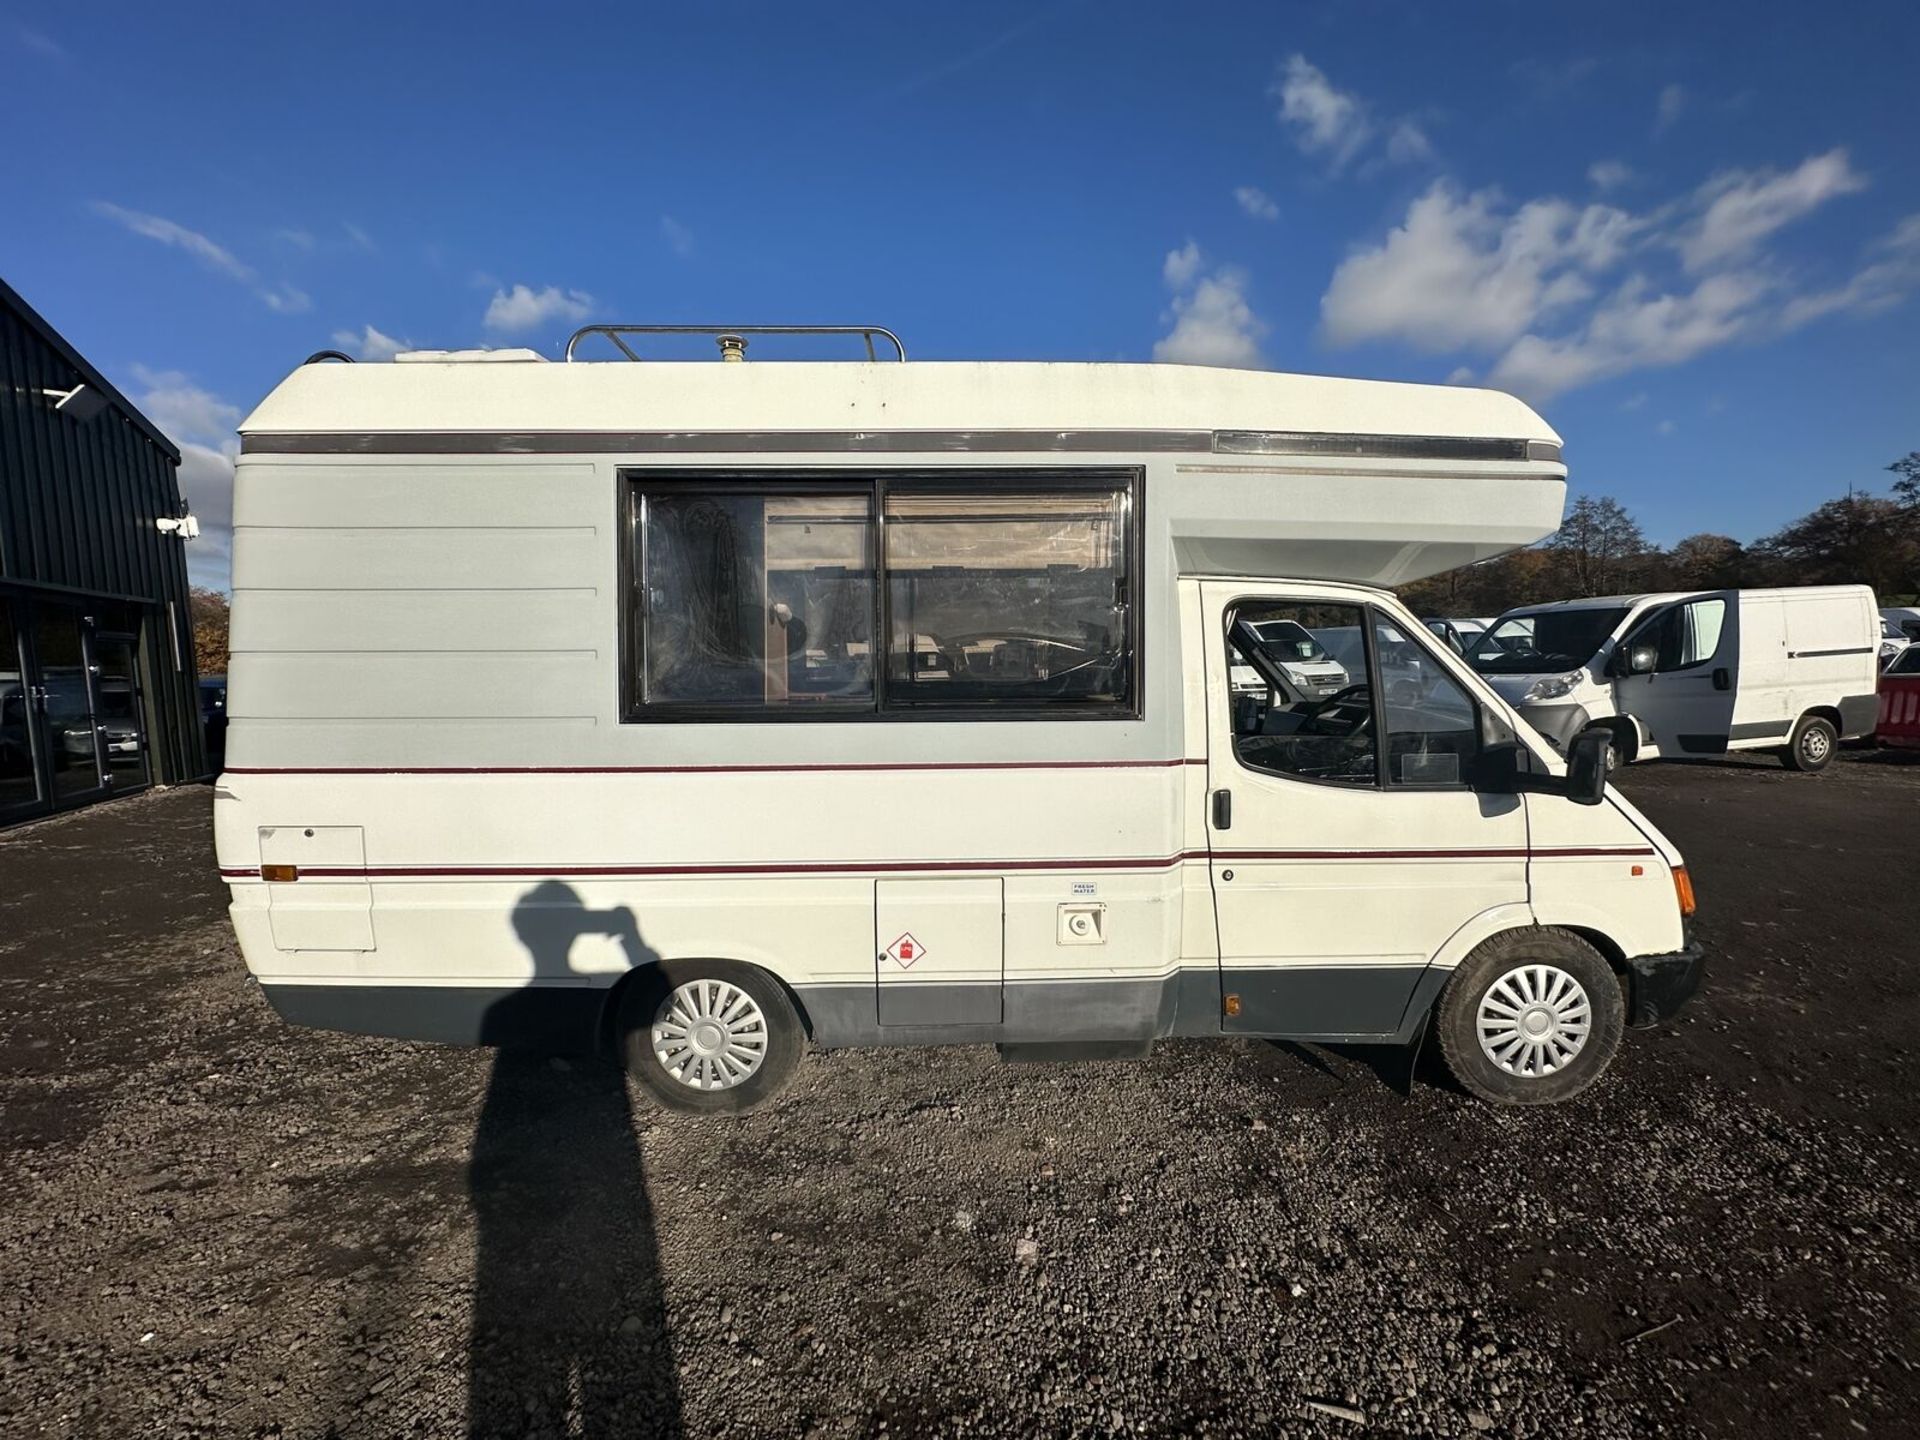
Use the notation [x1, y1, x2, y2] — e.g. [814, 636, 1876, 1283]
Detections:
[593, 955, 819, 1059]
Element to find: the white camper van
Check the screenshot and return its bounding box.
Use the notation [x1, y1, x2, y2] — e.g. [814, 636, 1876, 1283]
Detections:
[1470, 588, 1880, 770]
[216, 327, 1702, 1113]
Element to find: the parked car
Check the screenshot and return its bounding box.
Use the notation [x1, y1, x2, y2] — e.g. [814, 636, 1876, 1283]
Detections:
[1880, 608, 1920, 667]
[1877, 644, 1920, 749]
[1470, 586, 1880, 771]
[201, 675, 228, 769]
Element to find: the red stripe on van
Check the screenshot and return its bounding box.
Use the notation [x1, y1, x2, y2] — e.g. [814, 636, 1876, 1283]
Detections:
[221, 759, 1210, 776]
[218, 845, 1654, 881]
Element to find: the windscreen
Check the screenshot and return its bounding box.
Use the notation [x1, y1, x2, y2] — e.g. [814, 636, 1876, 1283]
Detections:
[1249, 620, 1332, 664]
[1469, 607, 1631, 675]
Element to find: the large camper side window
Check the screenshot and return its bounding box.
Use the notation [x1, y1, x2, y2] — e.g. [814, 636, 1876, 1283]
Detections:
[625, 472, 1140, 721]
[639, 491, 876, 709]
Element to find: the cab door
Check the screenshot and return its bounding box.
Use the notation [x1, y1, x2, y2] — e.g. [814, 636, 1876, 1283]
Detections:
[1611, 593, 1738, 755]
[1201, 583, 1529, 1039]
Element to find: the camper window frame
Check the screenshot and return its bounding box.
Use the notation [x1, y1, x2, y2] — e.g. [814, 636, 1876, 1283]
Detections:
[619, 467, 1145, 724]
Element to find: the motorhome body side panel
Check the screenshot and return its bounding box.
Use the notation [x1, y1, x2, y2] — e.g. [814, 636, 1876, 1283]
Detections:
[218, 439, 1570, 1050]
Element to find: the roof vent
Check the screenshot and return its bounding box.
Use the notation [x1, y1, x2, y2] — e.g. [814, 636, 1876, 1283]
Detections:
[717, 333, 748, 363]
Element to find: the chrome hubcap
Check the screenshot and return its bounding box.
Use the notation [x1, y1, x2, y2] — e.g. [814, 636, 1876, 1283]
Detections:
[652, 980, 768, 1090]
[1476, 964, 1592, 1077]
[1803, 728, 1831, 760]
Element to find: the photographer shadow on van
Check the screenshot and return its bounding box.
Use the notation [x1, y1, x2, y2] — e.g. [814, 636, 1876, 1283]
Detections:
[466, 881, 683, 1440]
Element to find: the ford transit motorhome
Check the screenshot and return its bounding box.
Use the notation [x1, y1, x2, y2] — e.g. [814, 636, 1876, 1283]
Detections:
[1472, 588, 1879, 770]
[216, 327, 1702, 1112]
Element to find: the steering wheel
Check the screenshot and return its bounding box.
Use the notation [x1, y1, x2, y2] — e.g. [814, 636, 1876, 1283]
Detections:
[1303, 683, 1372, 727]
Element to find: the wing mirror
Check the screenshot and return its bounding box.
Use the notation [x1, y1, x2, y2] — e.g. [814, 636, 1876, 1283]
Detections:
[1563, 727, 1610, 805]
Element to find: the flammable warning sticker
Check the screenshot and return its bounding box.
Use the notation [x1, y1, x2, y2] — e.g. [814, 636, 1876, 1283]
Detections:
[884, 932, 927, 968]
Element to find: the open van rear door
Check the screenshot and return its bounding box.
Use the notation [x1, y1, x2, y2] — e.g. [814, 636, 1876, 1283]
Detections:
[1612, 592, 1739, 756]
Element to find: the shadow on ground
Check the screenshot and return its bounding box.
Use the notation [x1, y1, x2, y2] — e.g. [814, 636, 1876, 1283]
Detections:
[465, 882, 682, 1439]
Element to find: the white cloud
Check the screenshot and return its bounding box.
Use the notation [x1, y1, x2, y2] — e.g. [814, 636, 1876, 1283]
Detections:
[1621, 391, 1648, 410]
[1274, 55, 1371, 168]
[1657, 419, 1677, 435]
[660, 216, 694, 257]
[94, 202, 252, 282]
[1680, 148, 1866, 272]
[16, 24, 64, 58]
[483, 283, 594, 333]
[1487, 270, 1770, 398]
[1778, 213, 1920, 327]
[1154, 243, 1264, 368]
[1270, 54, 1433, 174]
[275, 227, 317, 250]
[1385, 121, 1434, 166]
[1234, 186, 1279, 221]
[1162, 240, 1204, 290]
[1589, 160, 1634, 192]
[92, 201, 311, 313]
[1655, 83, 1686, 134]
[332, 324, 411, 362]
[1445, 365, 1477, 385]
[343, 222, 376, 252]
[129, 366, 240, 591]
[1321, 182, 1636, 352]
[1318, 149, 1905, 403]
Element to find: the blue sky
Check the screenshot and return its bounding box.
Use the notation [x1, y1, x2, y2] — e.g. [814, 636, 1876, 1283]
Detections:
[4, 2, 1916, 590]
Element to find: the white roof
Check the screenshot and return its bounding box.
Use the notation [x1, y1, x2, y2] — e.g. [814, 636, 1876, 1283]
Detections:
[240, 359, 1561, 444]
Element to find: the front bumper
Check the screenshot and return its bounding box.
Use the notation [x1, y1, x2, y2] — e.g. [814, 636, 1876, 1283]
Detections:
[1626, 940, 1705, 1027]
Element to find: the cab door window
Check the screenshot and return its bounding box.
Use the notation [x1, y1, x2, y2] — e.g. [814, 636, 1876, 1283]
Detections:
[1225, 602, 1377, 787]
[1635, 597, 1727, 672]
[1374, 616, 1479, 787]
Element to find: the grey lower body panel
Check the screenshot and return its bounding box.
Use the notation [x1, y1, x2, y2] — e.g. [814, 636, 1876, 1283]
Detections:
[1838, 692, 1879, 738]
[262, 963, 1449, 1053]
[263, 982, 607, 1051]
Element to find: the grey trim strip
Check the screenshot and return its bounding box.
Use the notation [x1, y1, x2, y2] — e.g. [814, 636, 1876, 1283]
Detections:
[241, 427, 1560, 462]
[244, 429, 1213, 456]
[1728, 719, 1791, 741]
[1787, 646, 1874, 659]
[1215, 430, 1555, 463]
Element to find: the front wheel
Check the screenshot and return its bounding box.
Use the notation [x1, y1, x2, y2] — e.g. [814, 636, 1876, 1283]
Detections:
[618, 959, 804, 1115]
[1434, 929, 1625, 1105]
[1781, 715, 1837, 772]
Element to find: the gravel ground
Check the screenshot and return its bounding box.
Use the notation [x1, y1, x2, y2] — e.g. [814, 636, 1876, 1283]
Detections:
[2, 753, 1917, 1439]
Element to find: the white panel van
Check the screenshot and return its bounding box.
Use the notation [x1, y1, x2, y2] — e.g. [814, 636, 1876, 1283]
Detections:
[215, 328, 1703, 1112]
[1471, 587, 1880, 770]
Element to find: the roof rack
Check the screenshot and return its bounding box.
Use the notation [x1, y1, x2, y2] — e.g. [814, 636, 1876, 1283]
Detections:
[564, 323, 906, 363]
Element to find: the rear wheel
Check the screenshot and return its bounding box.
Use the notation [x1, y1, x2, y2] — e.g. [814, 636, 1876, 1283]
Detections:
[1782, 714, 1837, 772]
[618, 959, 804, 1115]
[1435, 929, 1624, 1105]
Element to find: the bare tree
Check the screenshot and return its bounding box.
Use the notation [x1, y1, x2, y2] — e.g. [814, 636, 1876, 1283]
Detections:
[1547, 495, 1650, 597]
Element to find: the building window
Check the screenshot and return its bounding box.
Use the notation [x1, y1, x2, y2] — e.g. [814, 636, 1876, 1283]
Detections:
[625, 472, 1138, 721]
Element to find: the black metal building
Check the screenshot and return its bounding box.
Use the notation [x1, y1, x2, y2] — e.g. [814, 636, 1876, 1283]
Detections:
[1, 276, 208, 827]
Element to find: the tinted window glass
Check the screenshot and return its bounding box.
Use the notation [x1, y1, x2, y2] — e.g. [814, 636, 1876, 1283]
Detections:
[883, 488, 1130, 709]
[1470, 608, 1630, 674]
[1226, 602, 1375, 786]
[641, 492, 875, 708]
[1638, 597, 1726, 672]
[1376, 617, 1477, 786]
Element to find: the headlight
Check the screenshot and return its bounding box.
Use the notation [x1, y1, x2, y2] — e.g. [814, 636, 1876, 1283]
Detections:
[1524, 672, 1583, 702]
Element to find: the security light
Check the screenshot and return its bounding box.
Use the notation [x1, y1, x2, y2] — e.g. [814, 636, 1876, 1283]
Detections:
[41, 384, 111, 423]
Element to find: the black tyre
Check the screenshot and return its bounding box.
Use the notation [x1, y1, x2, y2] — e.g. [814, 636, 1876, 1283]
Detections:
[1781, 714, 1837, 772]
[617, 959, 804, 1115]
[1579, 724, 1629, 772]
[1435, 928, 1624, 1105]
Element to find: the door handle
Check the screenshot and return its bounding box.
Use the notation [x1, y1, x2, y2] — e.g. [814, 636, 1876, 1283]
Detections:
[1211, 788, 1232, 830]
[1712, 667, 1731, 691]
